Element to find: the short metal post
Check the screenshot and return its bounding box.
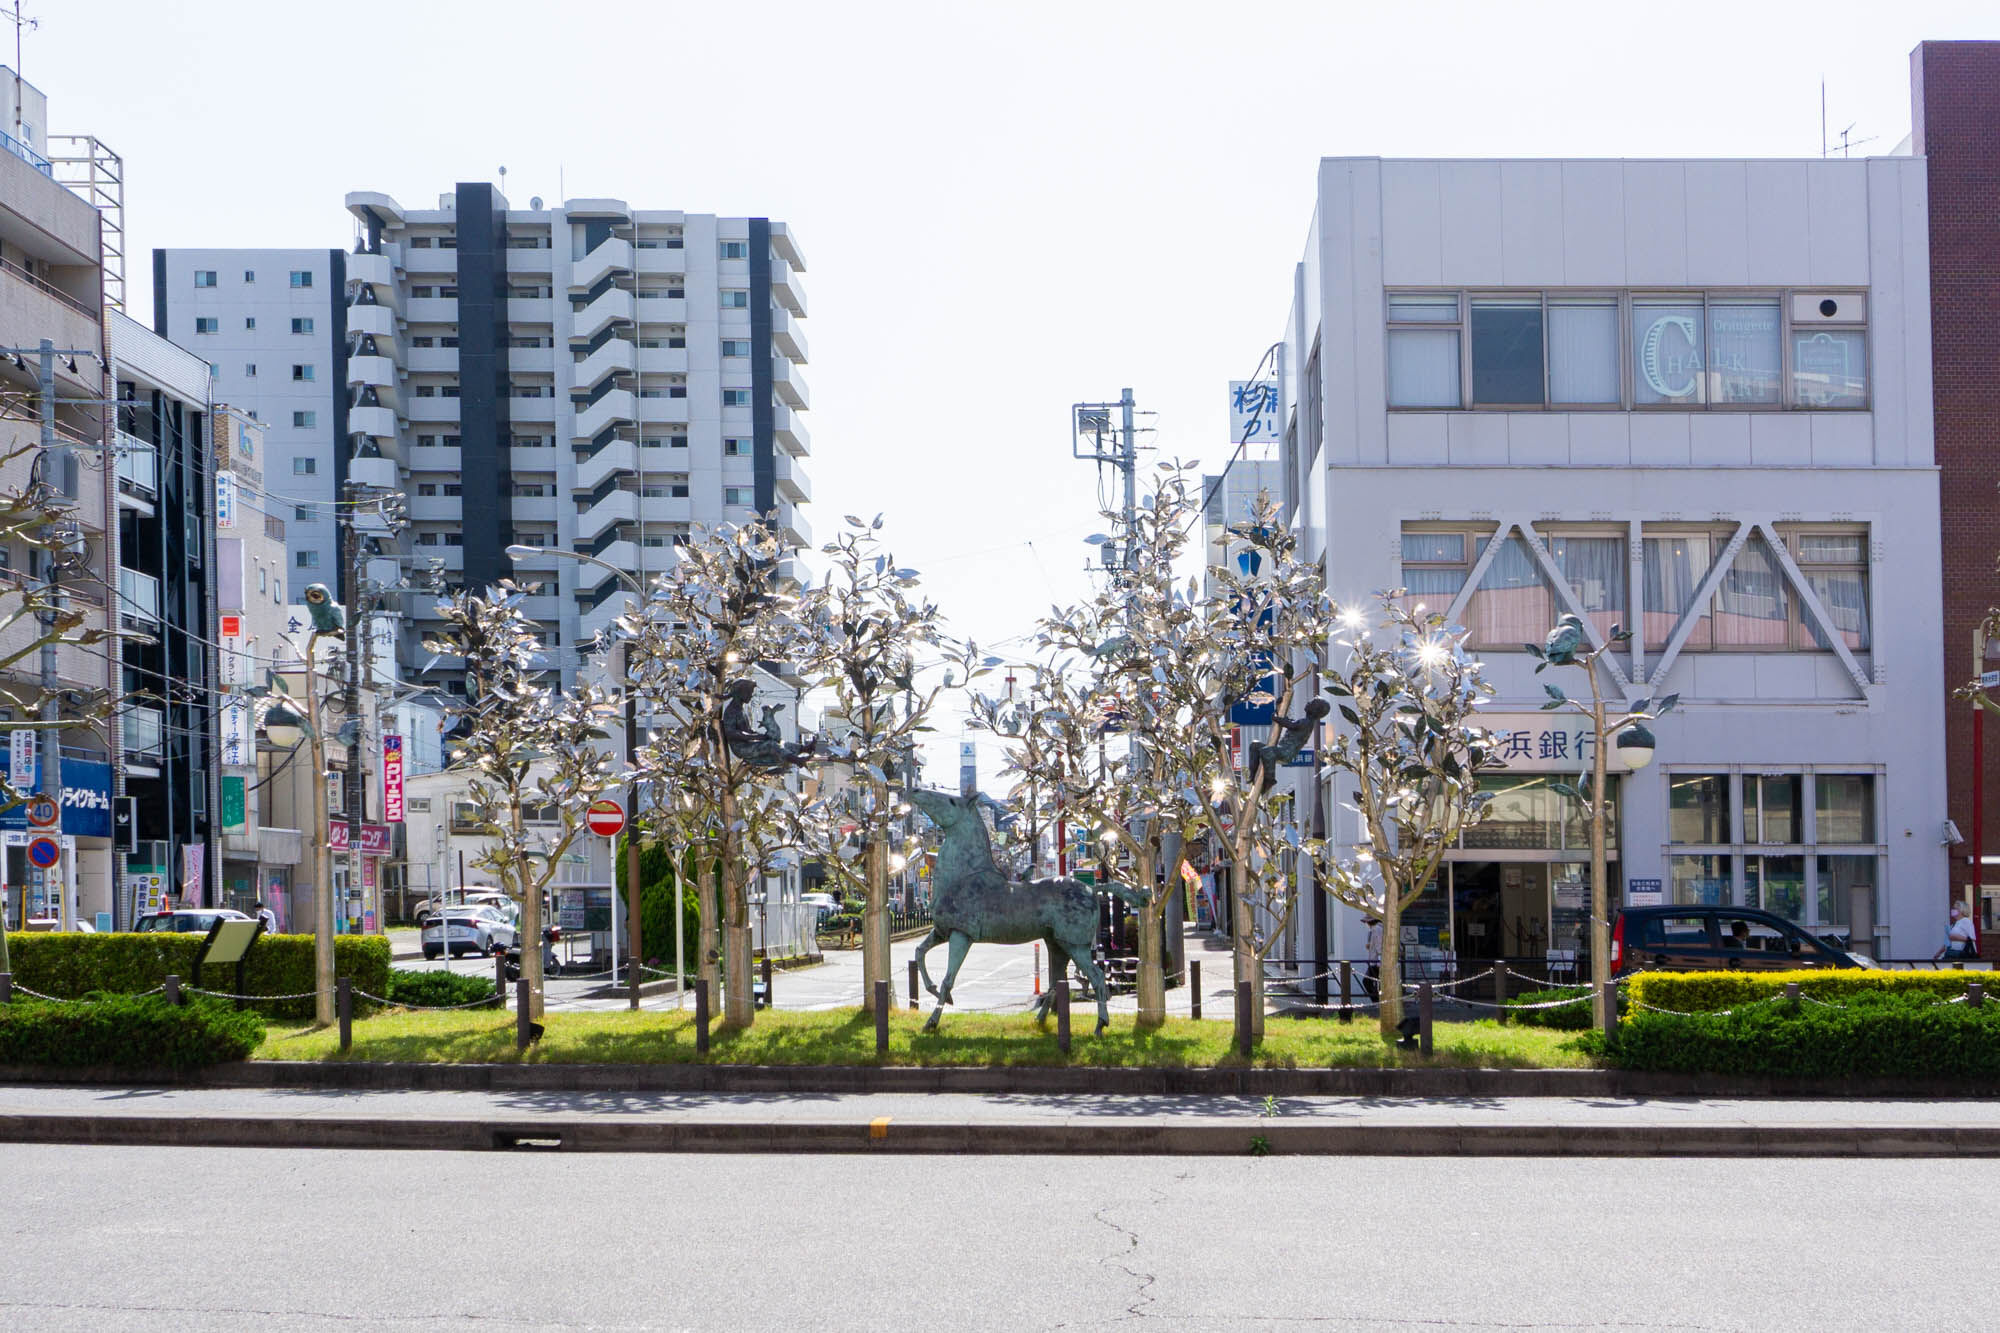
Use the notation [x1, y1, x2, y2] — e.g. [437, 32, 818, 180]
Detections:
[1494, 960, 1509, 1025]
[1600, 981, 1617, 1044]
[873, 979, 889, 1056]
[1055, 980, 1070, 1054]
[694, 978, 711, 1054]
[1189, 960, 1201, 1020]
[1971, 982, 1986, 1008]
[515, 979, 531, 1050]
[337, 977, 353, 1052]
[761, 956, 773, 1010]
[1235, 980, 1253, 1058]
[0, 972, 11, 1004]
[1784, 981, 1800, 1013]
[628, 951, 640, 1012]
[1418, 981, 1434, 1057]
[907, 959, 919, 1010]
[165, 974, 180, 1007]
[493, 953, 507, 1009]
[1338, 960, 1352, 1023]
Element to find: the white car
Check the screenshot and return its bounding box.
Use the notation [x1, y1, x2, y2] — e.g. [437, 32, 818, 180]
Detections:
[421, 907, 518, 959]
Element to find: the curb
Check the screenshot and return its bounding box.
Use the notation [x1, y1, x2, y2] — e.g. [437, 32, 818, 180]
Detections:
[2, 1111, 1997, 1157]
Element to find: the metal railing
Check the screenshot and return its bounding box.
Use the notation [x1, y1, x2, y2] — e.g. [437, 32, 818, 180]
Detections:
[121, 706, 164, 760]
[115, 432, 157, 499]
[1, 127, 51, 175]
[0, 254, 92, 318]
[117, 566, 159, 624]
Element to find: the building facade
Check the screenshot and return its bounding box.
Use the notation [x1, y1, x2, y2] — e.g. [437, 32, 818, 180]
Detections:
[1279, 155, 1945, 966]
[341, 185, 812, 693]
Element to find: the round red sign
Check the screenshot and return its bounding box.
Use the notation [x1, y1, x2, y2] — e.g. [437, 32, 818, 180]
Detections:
[25, 794, 59, 828]
[585, 798, 626, 838]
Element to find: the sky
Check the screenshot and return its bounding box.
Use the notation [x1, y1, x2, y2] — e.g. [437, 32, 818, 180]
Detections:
[17, 0, 2000, 784]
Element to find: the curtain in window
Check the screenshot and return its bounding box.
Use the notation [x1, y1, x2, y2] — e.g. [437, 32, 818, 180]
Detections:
[1396, 532, 1468, 618]
[1465, 535, 1554, 646]
[1387, 330, 1460, 408]
[1802, 570, 1871, 651]
[1713, 534, 1788, 647]
[1641, 535, 1715, 651]
[1544, 535, 1625, 640]
[1548, 303, 1619, 403]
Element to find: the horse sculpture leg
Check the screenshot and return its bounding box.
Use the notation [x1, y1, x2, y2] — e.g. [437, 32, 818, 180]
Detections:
[923, 931, 974, 1033]
[1033, 935, 1067, 1024]
[1067, 939, 1114, 1035]
[914, 926, 948, 998]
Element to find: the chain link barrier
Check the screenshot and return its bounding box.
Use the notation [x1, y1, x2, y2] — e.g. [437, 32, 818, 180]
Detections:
[9, 984, 168, 1003]
[353, 989, 504, 1012]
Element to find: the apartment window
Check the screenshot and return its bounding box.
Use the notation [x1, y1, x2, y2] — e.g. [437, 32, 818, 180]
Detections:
[512, 484, 547, 498]
[408, 236, 432, 249]
[641, 436, 666, 448]
[439, 236, 456, 250]
[440, 286, 458, 298]
[443, 483, 461, 497]
[416, 483, 438, 497]
[195, 317, 219, 335]
[412, 287, 433, 299]
[290, 271, 312, 288]
[291, 317, 314, 334]
[441, 386, 460, 399]
[441, 336, 458, 348]
[670, 433, 688, 448]
[417, 435, 436, 447]
[243, 269, 256, 284]
[293, 505, 312, 522]
[667, 334, 686, 349]
[194, 270, 217, 288]
[292, 364, 314, 381]
[721, 290, 748, 309]
[443, 435, 460, 447]
[1385, 295, 1460, 408]
[722, 389, 751, 407]
[639, 485, 673, 498]
[444, 533, 463, 547]
[410, 336, 433, 348]
[244, 363, 257, 377]
[243, 317, 256, 331]
[721, 339, 750, 357]
[293, 411, 316, 428]
[666, 235, 684, 250]
[723, 487, 752, 506]
[513, 533, 548, 547]
[1470, 298, 1544, 405]
[724, 437, 749, 456]
[417, 532, 438, 546]
[296, 551, 320, 568]
[720, 241, 749, 259]
[670, 481, 689, 499]
[642, 536, 669, 548]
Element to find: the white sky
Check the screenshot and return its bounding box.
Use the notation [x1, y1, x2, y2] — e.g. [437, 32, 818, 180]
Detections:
[21, 0, 1999, 784]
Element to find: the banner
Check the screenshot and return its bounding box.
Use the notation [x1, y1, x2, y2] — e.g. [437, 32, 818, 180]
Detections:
[181, 843, 205, 908]
[383, 734, 404, 823]
[329, 822, 392, 855]
[1229, 380, 1280, 446]
[8, 730, 33, 791]
[221, 776, 247, 833]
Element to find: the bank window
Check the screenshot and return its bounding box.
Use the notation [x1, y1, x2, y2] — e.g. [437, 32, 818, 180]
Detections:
[1396, 528, 1475, 616]
[1815, 774, 1875, 844]
[1470, 297, 1544, 405]
[1541, 531, 1624, 642]
[1668, 773, 1729, 844]
[1706, 300, 1781, 405]
[1791, 530, 1870, 652]
[1386, 294, 1461, 409]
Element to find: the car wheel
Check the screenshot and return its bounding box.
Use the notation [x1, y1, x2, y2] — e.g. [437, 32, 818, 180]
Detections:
[423, 946, 440, 960]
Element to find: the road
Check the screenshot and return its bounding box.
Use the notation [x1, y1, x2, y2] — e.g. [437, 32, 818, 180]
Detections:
[0, 1147, 1974, 1331]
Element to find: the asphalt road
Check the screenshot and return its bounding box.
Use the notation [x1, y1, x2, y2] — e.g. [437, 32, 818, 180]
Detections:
[1, 1148, 1980, 1331]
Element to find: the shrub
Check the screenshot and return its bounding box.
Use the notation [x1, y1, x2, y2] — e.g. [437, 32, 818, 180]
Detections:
[0, 994, 264, 1070]
[1602, 989, 2000, 1079]
[1503, 988, 1595, 1030]
[384, 967, 497, 1009]
[1628, 969, 1993, 1016]
[2, 932, 391, 1020]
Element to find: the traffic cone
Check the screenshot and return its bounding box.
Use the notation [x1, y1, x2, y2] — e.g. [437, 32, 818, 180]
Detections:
[1033, 942, 1041, 996]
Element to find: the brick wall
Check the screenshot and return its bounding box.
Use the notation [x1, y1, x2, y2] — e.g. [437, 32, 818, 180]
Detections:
[1914, 41, 2000, 924]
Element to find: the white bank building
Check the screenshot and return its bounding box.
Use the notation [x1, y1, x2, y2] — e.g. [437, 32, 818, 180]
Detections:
[1277, 156, 1946, 968]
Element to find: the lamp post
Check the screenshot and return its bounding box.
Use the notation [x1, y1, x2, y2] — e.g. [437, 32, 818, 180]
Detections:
[506, 545, 649, 1007]
[260, 694, 333, 1024]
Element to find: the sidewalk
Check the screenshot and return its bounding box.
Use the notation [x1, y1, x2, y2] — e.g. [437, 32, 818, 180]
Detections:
[5, 1083, 1999, 1156]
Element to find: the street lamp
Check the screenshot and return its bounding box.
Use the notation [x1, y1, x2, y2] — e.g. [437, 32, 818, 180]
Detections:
[505, 545, 657, 1007]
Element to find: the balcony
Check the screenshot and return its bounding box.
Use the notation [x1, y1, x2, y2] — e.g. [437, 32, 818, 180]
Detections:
[569, 237, 634, 292]
[574, 488, 639, 539]
[403, 247, 457, 277]
[507, 297, 555, 323]
[117, 567, 160, 629]
[348, 456, 398, 492]
[115, 431, 157, 510]
[405, 347, 458, 374]
[511, 495, 559, 523]
[509, 347, 556, 375]
[771, 306, 808, 362]
[579, 589, 640, 644]
[347, 354, 399, 409]
[768, 257, 805, 317]
[777, 506, 811, 551]
[573, 336, 635, 390]
[772, 358, 809, 410]
[509, 394, 558, 422]
[768, 222, 806, 270]
[346, 251, 396, 300]
[409, 496, 461, 522]
[349, 404, 400, 451]
[636, 345, 689, 376]
[506, 247, 553, 274]
[570, 287, 634, 341]
[403, 296, 459, 324]
[575, 439, 639, 494]
[122, 706, 164, 766]
[775, 452, 812, 505]
[573, 388, 636, 441]
[772, 402, 810, 457]
[346, 303, 396, 341]
[405, 398, 461, 424]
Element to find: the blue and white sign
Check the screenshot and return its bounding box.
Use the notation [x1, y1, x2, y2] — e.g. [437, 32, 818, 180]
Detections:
[1229, 380, 1281, 446]
[1477, 714, 1633, 775]
[0, 745, 112, 839]
[8, 729, 33, 791]
[215, 471, 236, 528]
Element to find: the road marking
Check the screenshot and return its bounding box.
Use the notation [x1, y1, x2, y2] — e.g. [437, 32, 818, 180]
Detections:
[869, 1117, 891, 1139]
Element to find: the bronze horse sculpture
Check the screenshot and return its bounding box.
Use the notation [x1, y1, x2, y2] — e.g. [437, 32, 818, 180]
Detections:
[908, 787, 1145, 1035]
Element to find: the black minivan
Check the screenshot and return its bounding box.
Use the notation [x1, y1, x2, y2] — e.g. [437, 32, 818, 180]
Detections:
[1610, 905, 1872, 974]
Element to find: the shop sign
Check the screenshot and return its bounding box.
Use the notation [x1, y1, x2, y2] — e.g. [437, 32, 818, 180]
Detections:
[328, 822, 392, 855]
[8, 730, 33, 791]
[1477, 714, 1632, 774]
[1626, 877, 1665, 907]
[1229, 380, 1281, 446]
[383, 735, 405, 823]
[221, 776, 247, 833]
[0, 756, 112, 839]
[1638, 314, 1701, 399]
[220, 695, 253, 766]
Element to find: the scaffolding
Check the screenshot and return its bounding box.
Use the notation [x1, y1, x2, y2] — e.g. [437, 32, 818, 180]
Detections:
[46, 134, 123, 313]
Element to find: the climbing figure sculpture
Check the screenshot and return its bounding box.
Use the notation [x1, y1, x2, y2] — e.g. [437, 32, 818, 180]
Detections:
[1246, 697, 1330, 798]
[908, 787, 1146, 1037]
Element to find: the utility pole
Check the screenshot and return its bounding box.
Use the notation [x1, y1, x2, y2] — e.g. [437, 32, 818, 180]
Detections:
[342, 481, 365, 936]
[35, 341, 66, 930]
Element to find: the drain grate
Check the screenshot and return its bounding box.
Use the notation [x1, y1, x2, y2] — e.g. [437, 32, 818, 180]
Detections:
[494, 1133, 565, 1151]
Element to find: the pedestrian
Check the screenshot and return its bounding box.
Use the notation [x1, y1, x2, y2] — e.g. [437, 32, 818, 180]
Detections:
[253, 900, 278, 933]
[1363, 916, 1383, 1001]
[1934, 900, 1980, 962]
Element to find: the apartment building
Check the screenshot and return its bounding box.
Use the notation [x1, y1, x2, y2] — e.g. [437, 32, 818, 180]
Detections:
[153, 249, 347, 586]
[0, 69, 117, 928]
[341, 184, 812, 692]
[1276, 154, 1944, 966]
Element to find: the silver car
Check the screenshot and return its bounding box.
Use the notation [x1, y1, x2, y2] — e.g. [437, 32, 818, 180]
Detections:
[420, 906, 518, 959]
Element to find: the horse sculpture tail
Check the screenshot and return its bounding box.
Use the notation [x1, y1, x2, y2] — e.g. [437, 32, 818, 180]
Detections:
[1096, 881, 1152, 907]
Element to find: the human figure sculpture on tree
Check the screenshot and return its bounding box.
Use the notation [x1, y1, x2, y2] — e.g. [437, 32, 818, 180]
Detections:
[719, 678, 817, 771]
[1246, 697, 1329, 797]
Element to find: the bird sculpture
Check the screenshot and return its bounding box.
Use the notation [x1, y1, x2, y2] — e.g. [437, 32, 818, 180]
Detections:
[302, 582, 345, 637]
[1541, 613, 1585, 666]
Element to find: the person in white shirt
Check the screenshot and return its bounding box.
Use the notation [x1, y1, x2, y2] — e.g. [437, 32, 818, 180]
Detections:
[253, 901, 278, 933]
[1935, 901, 1979, 961]
[1363, 917, 1384, 1000]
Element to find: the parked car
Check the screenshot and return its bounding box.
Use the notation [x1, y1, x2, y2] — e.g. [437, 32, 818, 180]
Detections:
[134, 909, 252, 933]
[800, 892, 839, 917]
[1610, 905, 1872, 974]
[421, 906, 518, 960]
[415, 888, 514, 922]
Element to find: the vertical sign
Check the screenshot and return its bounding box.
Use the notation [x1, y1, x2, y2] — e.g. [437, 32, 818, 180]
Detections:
[181, 843, 205, 908]
[383, 734, 405, 823]
[1229, 380, 1281, 446]
[959, 741, 976, 797]
[9, 729, 33, 791]
[215, 471, 236, 528]
[219, 696, 251, 766]
[221, 775, 247, 833]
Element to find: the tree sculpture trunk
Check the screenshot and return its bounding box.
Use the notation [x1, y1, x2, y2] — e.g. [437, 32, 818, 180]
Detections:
[721, 827, 756, 1030]
[1378, 872, 1404, 1040]
[861, 832, 890, 1015]
[516, 808, 545, 1021]
[1133, 845, 1166, 1027]
[1229, 857, 1265, 1041]
[697, 851, 722, 999]
[1588, 667, 1611, 1030]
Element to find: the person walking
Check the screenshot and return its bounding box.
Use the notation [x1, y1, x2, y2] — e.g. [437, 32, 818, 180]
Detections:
[1935, 900, 1980, 962]
[1363, 916, 1384, 1001]
[253, 900, 278, 933]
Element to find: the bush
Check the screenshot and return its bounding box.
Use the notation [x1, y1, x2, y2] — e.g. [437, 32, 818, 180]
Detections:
[1628, 969, 1993, 1015]
[1503, 988, 1595, 1030]
[383, 967, 497, 1009]
[2, 932, 391, 1020]
[1601, 989, 2000, 1079]
[0, 994, 264, 1070]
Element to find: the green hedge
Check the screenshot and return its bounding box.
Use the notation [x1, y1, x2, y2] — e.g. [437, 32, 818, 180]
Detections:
[1628, 969, 1993, 1015]
[1503, 988, 1596, 1030]
[2, 932, 391, 1020]
[0, 994, 264, 1070]
[383, 967, 497, 1009]
[1599, 989, 2000, 1078]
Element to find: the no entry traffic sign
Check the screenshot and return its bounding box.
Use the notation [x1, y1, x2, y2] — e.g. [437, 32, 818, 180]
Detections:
[26, 836, 61, 869]
[585, 798, 626, 838]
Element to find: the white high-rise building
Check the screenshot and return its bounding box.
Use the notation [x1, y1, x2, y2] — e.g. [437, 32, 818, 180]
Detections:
[344, 184, 811, 691]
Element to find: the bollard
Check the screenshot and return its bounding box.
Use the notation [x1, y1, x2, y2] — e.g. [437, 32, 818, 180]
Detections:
[1189, 960, 1201, 1020]
[1600, 981, 1617, 1044]
[1032, 941, 1041, 997]
[0, 971, 10, 1004]
[1338, 960, 1353, 1024]
[1054, 979, 1071, 1054]
[1494, 961, 1509, 1025]
[493, 953, 508, 1009]
[515, 979, 532, 1050]
[337, 977, 353, 1052]
[695, 978, 711, 1054]
[1785, 981, 1800, 1013]
[874, 979, 889, 1056]
[761, 957, 773, 1011]
[908, 959, 919, 1011]
[628, 953, 640, 1012]
[1972, 982, 1986, 1009]
[165, 974, 181, 1008]
[1235, 980, 1254, 1059]
[1418, 981, 1434, 1057]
